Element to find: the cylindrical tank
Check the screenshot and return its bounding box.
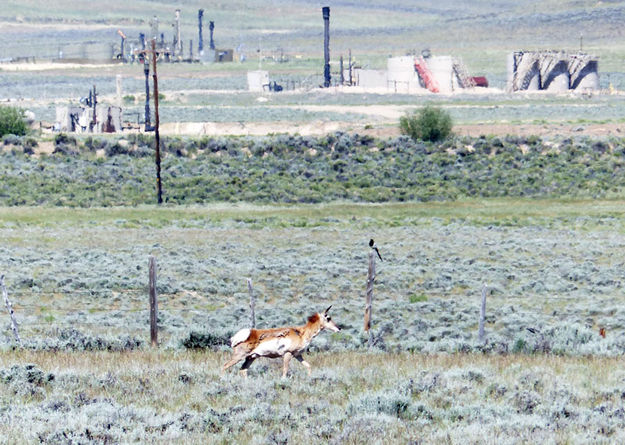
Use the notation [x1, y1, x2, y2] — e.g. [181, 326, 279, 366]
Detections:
[507, 52, 516, 91]
[543, 61, 569, 91]
[573, 60, 599, 90]
[525, 64, 541, 91]
[387, 56, 415, 82]
[387, 56, 422, 93]
[427, 56, 454, 93]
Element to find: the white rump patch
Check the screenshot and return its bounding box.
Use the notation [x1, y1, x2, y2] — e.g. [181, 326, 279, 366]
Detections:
[231, 328, 251, 348]
[252, 337, 292, 357]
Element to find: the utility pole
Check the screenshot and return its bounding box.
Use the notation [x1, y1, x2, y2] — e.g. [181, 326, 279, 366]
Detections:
[151, 39, 163, 205]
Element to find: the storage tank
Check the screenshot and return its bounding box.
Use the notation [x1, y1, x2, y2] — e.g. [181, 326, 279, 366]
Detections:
[247, 70, 269, 92]
[543, 61, 569, 92]
[572, 60, 599, 90]
[427, 56, 454, 93]
[525, 63, 541, 91]
[506, 52, 516, 91]
[387, 56, 422, 93]
[513, 52, 541, 91]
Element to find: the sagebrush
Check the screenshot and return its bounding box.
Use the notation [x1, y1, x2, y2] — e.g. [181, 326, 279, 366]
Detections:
[399, 106, 453, 142]
[0, 105, 27, 138]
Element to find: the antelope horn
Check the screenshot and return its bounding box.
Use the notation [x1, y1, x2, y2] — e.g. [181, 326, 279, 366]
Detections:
[324, 305, 332, 315]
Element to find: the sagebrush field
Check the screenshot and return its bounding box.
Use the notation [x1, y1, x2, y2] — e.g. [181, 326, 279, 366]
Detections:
[2, 200, 625, 443]
[3, 1, 625, 443]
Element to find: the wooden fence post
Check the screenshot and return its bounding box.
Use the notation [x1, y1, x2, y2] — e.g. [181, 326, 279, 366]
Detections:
[1, 275, 21, 345]
[247, 278, 256, 328]
[478, 284, 488, 343]
[364, 250, 376, 346]
[149, 256, 158, 347]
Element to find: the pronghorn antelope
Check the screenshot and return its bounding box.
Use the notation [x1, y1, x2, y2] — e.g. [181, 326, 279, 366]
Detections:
[222, 306, 340, 377]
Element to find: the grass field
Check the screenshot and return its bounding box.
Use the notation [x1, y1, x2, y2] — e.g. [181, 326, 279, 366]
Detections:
[2, 200, 625, 441]
[3, 1, 625, 442]
[3, 199, 625, 353]
[2, 350, 625, 443]
[2, 155, 625, 441]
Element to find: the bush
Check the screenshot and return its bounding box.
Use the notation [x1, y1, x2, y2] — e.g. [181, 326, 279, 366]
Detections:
[54, 133, 77, 147]
[399, 106, 452, 142]
[0, 105, 28, 137]
[181, 331, 232, 350]
[2, 134, 21, 146]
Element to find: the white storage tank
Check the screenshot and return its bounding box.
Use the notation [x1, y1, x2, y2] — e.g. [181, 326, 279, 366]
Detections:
[427, 56, 455, 93]
[387, 56, 422, 93]
[525, 64, 541, 91]
[247, 70, 269, 92]
[543, 61, 570, 91]
[572, 60, 599, 90]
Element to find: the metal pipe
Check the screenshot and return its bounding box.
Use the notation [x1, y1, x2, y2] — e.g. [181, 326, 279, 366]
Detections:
[175, 9, 182, 56]
[198, 9, 204, 54]
[144, 56, 152, 131]
[209, 21, 215, 50]
[151, 16, 159, 41]
[349, 49, 352, 85]
[322, 6, 331, 88]
[340, 55, 344, 85]
[91, 84, 97, 131]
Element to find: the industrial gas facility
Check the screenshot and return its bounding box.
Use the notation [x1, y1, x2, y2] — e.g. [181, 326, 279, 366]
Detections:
[5, 5, 601, 134]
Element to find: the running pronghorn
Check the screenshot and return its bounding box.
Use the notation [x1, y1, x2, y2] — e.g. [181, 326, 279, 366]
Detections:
[222, 306, 340, 377]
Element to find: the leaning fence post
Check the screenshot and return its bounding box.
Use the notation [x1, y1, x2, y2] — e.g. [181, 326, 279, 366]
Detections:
[1, 275, 21, 345]
[478, 284, 488, 343]
[247, 278, 256, 328]
[364, 250, 376, 346]
[149, 256, 158, 347]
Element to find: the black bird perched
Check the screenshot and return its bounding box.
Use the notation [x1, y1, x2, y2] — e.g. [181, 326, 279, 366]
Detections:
[369, 239, 383, 261]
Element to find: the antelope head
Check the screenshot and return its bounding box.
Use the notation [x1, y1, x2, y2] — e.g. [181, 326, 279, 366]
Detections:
[320, 305, 340, 332]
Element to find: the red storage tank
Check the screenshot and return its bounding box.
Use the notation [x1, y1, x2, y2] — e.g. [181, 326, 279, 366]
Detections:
[471, 76, 488, 87]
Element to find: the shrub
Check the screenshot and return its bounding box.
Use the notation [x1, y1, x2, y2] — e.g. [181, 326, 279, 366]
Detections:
[399, 105, 452, 142]
[2, 134, 21, 146]
[0, 105, 28, 137]
[54, 133, 77, 147]
[181, 331, 232, 350]
[84, 136, 109, 152]
[409, 294, 428, 303]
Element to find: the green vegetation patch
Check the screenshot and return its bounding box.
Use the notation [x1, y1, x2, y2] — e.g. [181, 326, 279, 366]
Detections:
[4, 133, 625, 207]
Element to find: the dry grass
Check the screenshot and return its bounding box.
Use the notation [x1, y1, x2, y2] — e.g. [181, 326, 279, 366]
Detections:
[2, 350, 625, 443]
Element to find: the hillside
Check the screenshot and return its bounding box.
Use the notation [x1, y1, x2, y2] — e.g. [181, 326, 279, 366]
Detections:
[2, 0, 625, 75]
